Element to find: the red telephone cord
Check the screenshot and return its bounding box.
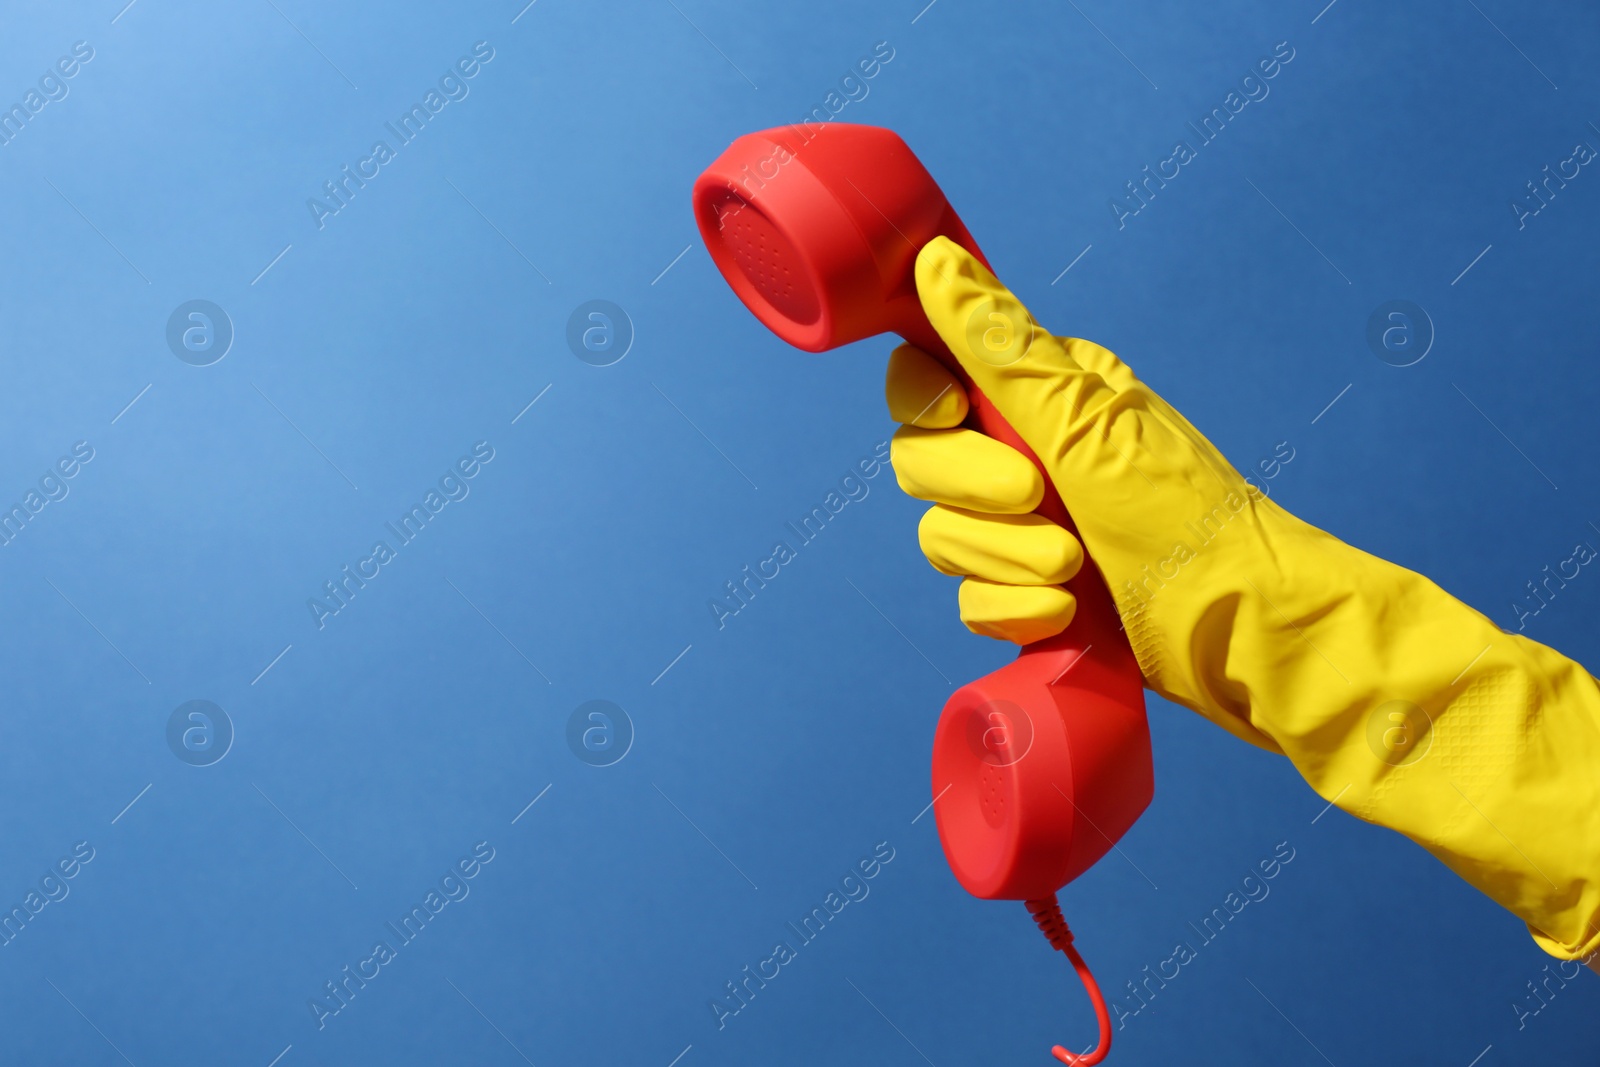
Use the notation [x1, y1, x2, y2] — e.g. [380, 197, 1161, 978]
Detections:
[1025, 896, 1112, 1066]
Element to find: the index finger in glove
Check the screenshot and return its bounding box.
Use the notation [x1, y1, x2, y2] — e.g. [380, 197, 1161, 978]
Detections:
[885, 343, 968, 428]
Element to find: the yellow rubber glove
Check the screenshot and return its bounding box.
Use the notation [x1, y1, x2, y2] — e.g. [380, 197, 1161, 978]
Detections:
[888, 236, 1600, 960]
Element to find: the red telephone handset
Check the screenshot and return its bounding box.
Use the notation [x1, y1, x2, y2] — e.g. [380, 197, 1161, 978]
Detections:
[694, 124, 1153, 1065]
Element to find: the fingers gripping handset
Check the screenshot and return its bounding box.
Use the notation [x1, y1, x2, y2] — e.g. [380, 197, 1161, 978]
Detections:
[695, 124, 1150, 1065]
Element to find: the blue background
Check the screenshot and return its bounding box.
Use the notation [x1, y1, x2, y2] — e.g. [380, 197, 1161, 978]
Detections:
[0, 0, 1596, 1063]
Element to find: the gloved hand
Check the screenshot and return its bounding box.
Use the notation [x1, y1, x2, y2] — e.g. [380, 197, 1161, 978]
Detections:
[888, 235, 1600, 961]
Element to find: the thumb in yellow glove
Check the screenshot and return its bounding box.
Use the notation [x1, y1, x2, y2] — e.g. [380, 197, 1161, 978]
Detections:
[888, 235, 1600, 962]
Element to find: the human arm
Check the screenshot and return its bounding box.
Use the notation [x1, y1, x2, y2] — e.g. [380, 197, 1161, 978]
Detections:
[887, 236, 1600, 959]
